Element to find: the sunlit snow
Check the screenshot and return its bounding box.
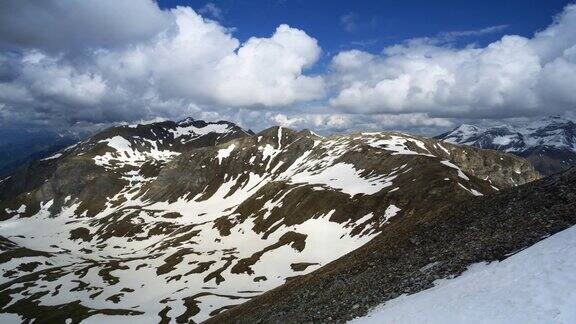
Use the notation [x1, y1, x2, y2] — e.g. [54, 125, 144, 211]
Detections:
[352, 225, 576, 324]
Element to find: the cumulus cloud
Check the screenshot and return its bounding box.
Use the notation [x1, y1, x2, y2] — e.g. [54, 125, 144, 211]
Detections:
[0, 1, 575, 135]
[329, 5, 576, 119]
[0, 2, 323, 127]
[0, 0, 172, 52]
[269, 111, 453, 134]
[93, 10, 323, 107]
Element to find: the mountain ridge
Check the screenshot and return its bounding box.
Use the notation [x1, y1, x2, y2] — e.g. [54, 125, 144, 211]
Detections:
[0, 117, 539, 323]
[208, 166, 576, 323]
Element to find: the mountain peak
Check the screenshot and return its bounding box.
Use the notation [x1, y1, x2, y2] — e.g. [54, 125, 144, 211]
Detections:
[452, 124, 485, 135]
[177, 116, 196, 125]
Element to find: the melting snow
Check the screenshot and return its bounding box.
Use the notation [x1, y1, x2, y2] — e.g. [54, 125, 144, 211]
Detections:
[437, 143, 451, 155]
[290, 163, 392, 196]
[100, 136, 131, 152]
[457, 183, 483, 196]
[94, 136, 179, 171]
[441, 160, 470, 181]
[170, 123, 230, 140]
[0, 128, 504, 323]
[382, 205, 401, 224]
[367, 135, 434, 157]
[41, 153, 62, 161]
[216, 144, 236, 165]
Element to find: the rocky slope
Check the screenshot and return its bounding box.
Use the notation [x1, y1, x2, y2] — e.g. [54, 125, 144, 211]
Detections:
[209, 166, 575, 323]
[437, 116, 576, 175]
[0, 118, 538, 323]
[351, 224, 576, 323]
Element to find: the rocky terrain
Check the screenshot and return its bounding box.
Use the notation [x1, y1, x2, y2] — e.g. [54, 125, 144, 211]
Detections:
[209, 166, 575, 323]
[351, 223, 576, 323]
[0, 118, 538, 323]
[437, 116, 576, 175]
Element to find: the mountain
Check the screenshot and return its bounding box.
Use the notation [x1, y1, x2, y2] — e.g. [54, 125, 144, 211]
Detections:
[436, 116, 576, 175]
[209, 166, 576, 323]
[351, 223, 576, 323]
[0, 118, 538, 323]
[0, 128, 85, 177]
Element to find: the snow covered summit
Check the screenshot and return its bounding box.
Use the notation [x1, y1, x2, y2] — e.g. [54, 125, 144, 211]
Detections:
[437, 116, 576, 174]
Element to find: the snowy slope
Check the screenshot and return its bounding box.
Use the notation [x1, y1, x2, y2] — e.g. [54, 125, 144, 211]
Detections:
[0, 119, 538, 323]
[351, 224, 576, 324]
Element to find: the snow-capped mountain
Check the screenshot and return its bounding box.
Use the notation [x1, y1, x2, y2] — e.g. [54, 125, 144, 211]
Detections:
[437, 116, 576, 175]
[0, 118, 538, 323]
[210, 164, 576, 324]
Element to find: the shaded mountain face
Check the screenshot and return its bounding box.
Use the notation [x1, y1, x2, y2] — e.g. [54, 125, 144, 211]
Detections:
[0, 128, 85, 177]
[0, 118, 538, 323]
[209, 166, 576, 324]
[437, 116, 576, 175]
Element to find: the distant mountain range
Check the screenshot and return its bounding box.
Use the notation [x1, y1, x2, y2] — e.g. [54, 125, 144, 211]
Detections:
[0, 128, 87, 177]
[437, 116, 576, 175]
[0, 117, 539, 323]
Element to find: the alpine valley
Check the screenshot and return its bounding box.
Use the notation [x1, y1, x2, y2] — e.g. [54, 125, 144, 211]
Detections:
[0, 116, 558, 323]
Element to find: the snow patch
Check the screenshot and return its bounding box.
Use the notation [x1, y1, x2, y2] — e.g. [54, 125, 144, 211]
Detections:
[217, 144, 236, 165]
[290, 163, 392, 196]
[382, 205, 401, 224]
[41, 153, 62, 161]
[441, 160, 470, 181]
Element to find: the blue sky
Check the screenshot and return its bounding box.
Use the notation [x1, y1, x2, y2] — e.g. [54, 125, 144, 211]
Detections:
[158, 0, 571, 63]
[0, 0, 575, 136]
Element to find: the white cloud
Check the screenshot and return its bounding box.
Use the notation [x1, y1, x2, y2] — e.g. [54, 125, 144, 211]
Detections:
[0, 3, 324, 126]
[0, 0, 172, 52]
[269, 111, 453, 134]
[0, 1, 575, 136]
[329, 4, 576, 119]
[213, 24, 323, 106]
[272, 113, 306, 128]
[95, 9, 323, 108]
[102, 12, 323, 107]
